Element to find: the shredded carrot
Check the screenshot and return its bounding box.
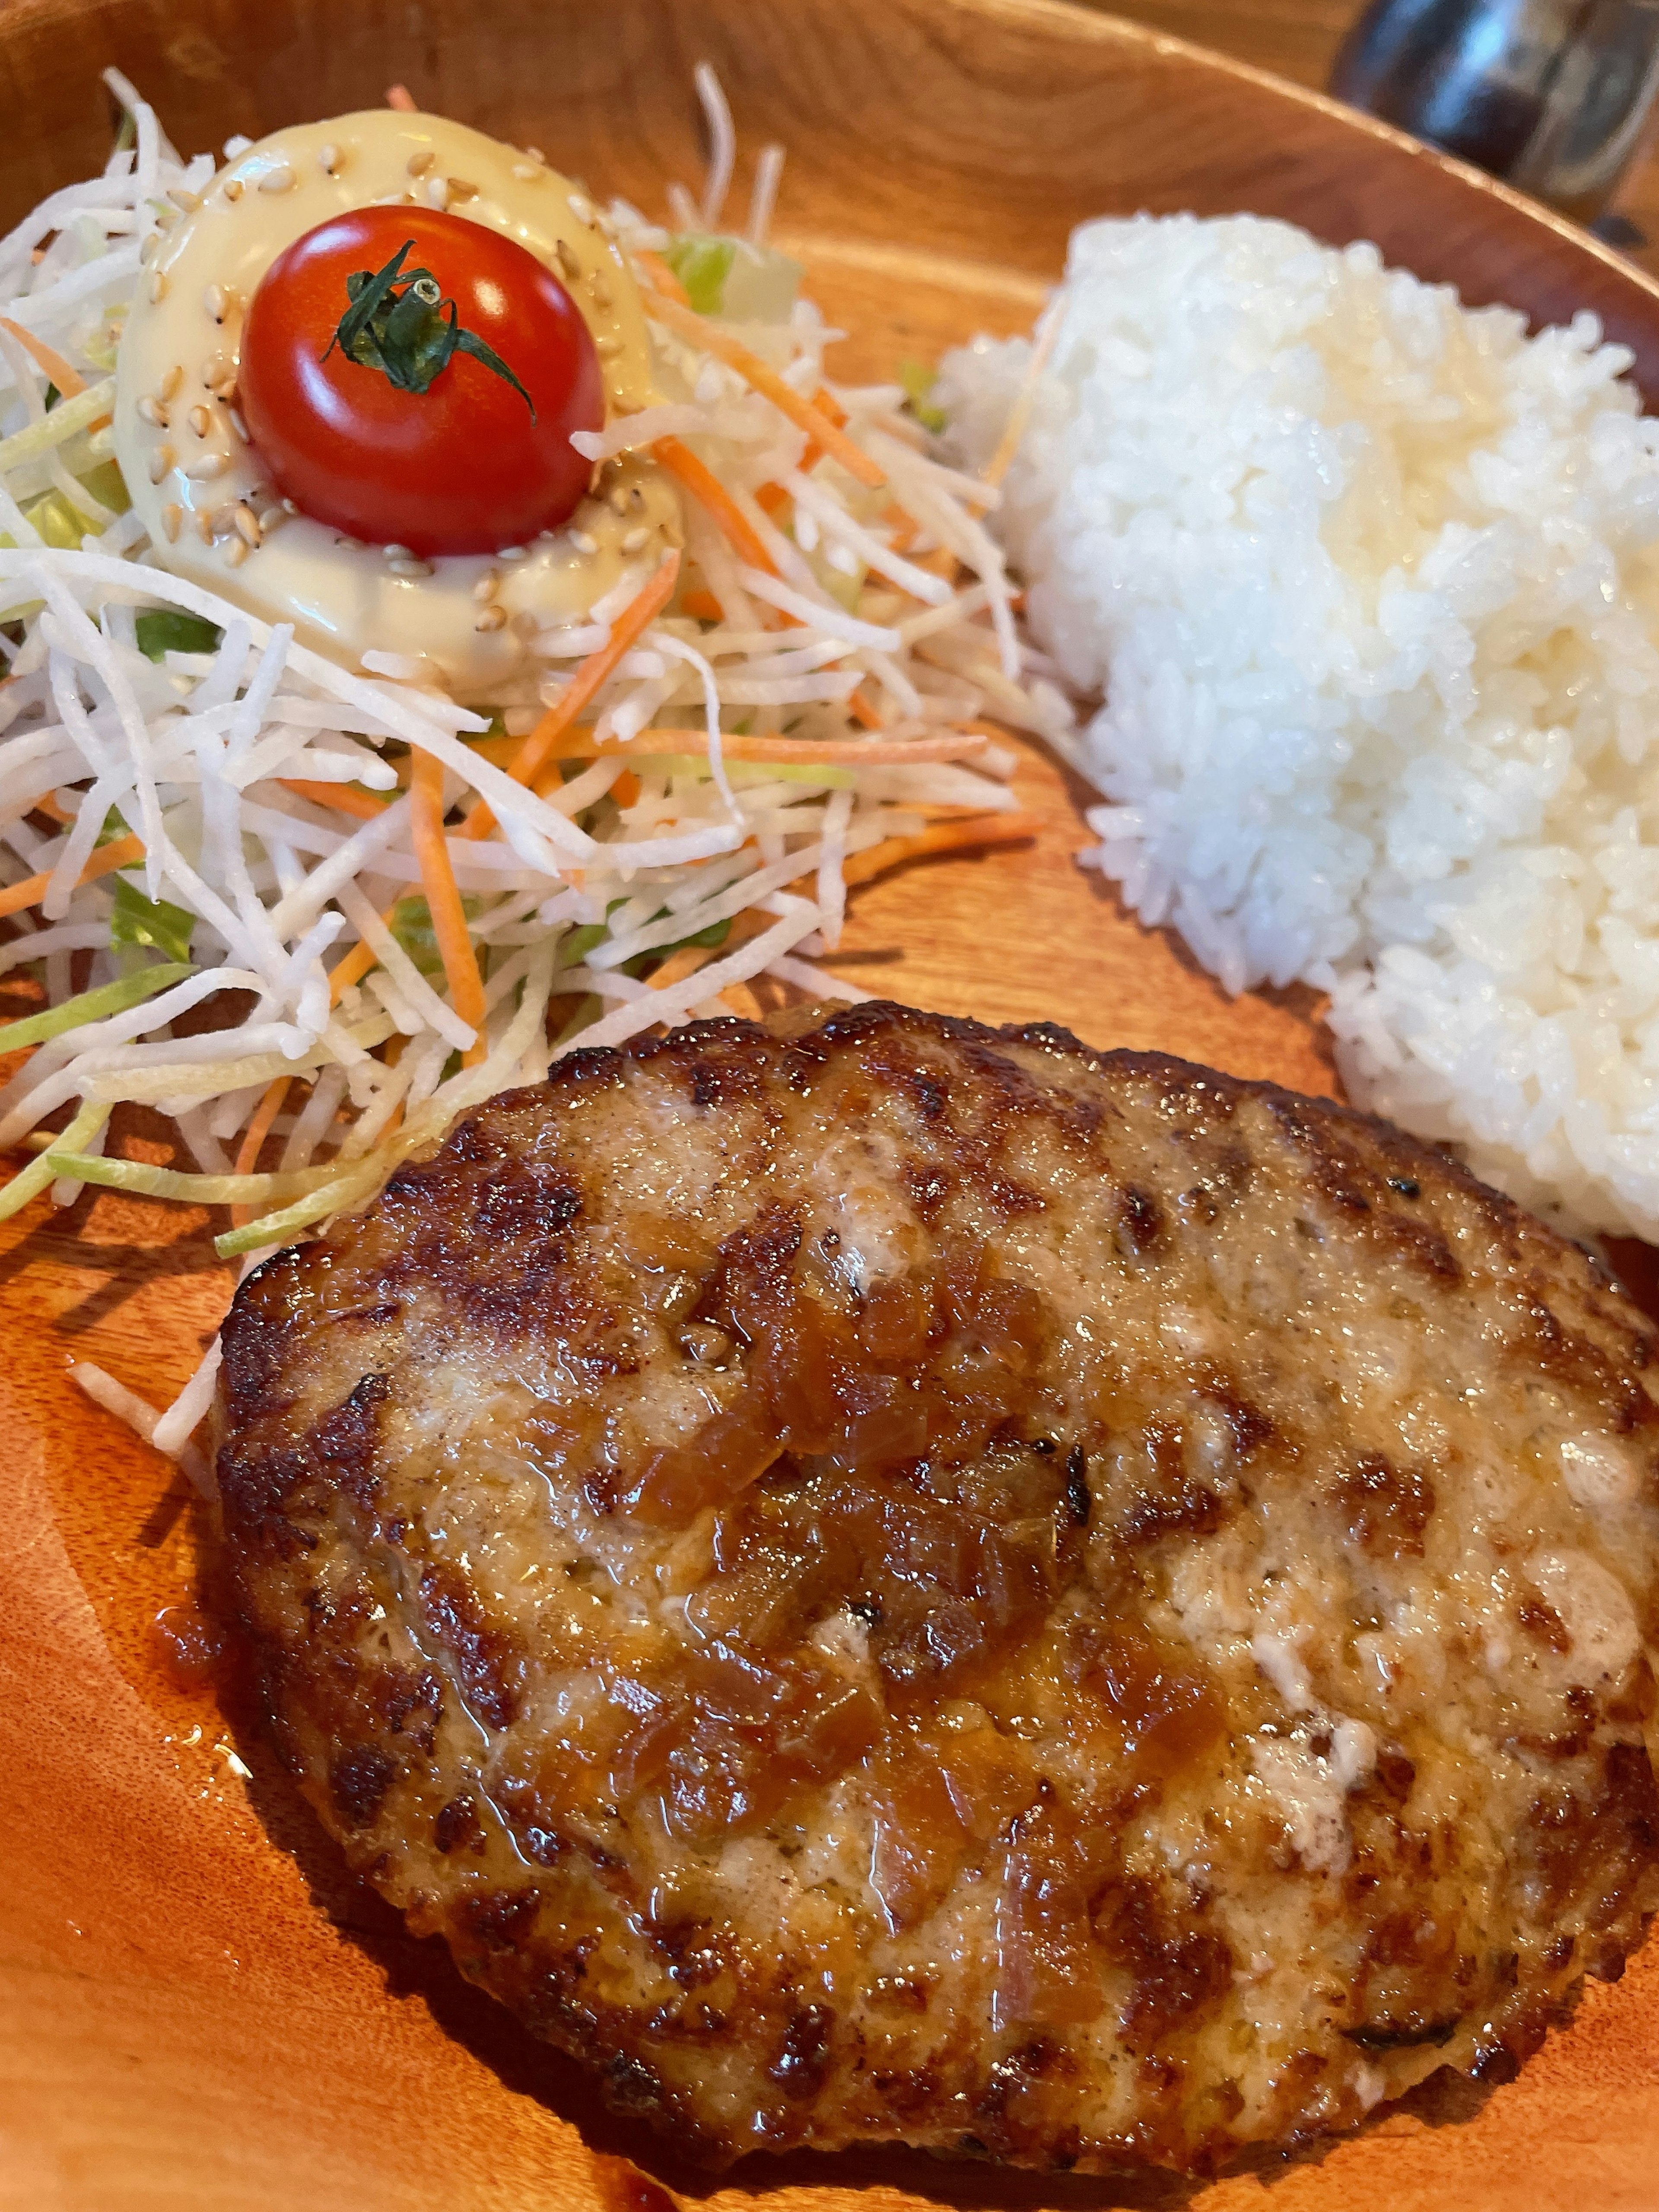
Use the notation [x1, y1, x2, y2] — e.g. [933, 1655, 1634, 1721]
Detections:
[648, 928, 750, 992]
[850, 690, 884, 731]
[0, 318, 87, 399]
[533, 725, 991, 766]
[279, 778, 391, 821]
[786, 391, 846, 481]
[229, 1077, 291, 1227]
[655, 440, 779, 579]
[327, 929, 386, 1005]
[983, 311, 1061, 490]
[464, 733, 524, 770]
[840, 813, 1040, 887]
[408, 752, 488, 1065]
[0, 830, 145, 920]
[912, 545, 963, 581]
[681, 588, 724, 622]
[754, 481, 790, 521]
[645, 291, 886, 490]
[385, 83, 417, 111]
[611, 769, 641, 808]
[633, 248, 691, 307]
[459, 551, 681, 840]
[233, 1078, 290, 1173]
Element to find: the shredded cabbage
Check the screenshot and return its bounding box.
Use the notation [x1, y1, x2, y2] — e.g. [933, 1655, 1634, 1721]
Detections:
[0, 73, 1068, 1466]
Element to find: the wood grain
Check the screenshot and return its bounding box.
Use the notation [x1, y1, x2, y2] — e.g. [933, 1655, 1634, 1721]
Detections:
[1, 3, 1657, 2207]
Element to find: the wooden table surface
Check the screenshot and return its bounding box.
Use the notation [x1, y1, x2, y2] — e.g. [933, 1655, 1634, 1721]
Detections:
[1101, 0, 1659, 273]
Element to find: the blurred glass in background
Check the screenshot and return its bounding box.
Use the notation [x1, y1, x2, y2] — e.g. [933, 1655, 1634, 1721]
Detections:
[1331, 0, 1659, 220]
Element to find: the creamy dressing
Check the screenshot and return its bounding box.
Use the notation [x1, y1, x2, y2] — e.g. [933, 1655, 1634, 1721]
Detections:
[116, 111, 676, 693]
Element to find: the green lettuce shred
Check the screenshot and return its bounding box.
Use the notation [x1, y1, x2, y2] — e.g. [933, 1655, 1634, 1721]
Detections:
[135, 608, 223, 662]
[110, 876, 195, 963]
[0, 960, 192, 1052]
[389, 893, 480, 977]
[0, 1098, 111, 1222]
[899, 357, 947, 435]
[663, 234, 738, 316]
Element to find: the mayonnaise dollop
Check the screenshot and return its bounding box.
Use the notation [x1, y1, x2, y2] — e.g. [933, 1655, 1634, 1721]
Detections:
[116, 110, 677, 692]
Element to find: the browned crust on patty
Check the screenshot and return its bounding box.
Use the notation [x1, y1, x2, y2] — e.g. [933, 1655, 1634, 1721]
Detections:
[215, 1002, 1659, 2172]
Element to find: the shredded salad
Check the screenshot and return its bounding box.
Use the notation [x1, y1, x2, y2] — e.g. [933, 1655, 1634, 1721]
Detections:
[0, 70, 1073, 1465]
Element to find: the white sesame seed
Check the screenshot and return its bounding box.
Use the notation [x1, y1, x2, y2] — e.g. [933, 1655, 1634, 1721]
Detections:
[158, 364, 183, 402]
[555, 239, 581, 283]
[588, 278, 612, 310]
[224, 535, 249, 567]
[184, 451, 229, 480]
[474, 604, 509, 632]
[497, 543, 529, 561]
[608, 483, 631, 514]
[167, 186, 201, 213]
[282, 498, 300, 515]
[406, 149, 435, 178]
[147, 270, 168, 305]
[233, 503, 261, 547]
[511, 162, 540, 182]
[426, 174, 450, 210]
[153, 203, 178, 232]
[205, 503, 237, 538]
[222, 176, 244, 203]
[137, 394, 169, 429]
[200, 352, 231, 389]
[472, 568, 501, 601]
[146, 443, 175, 484]
[139, 232, 159, 266]
[187, 403, 212, 439]
[334, 534, 363, 550]
[388, 556, 433, 578]
[569, 530, 598, 555]
[596, 336, 622, 357]
[160, 502, 181, 543]
[256, 163, 296, 194]
[526, 147, 547, 166]
[228, 408, 250, 443]
[193, 509, 212, 543]
[620, 526, 649, 553]
[203, 283, 229, 324]
[318, 143, 341, 176]
[381, 542, 413, 562]
[567, 192, 593, 223]
[257, 505, 287, 533]
[446, 176, 478, 203]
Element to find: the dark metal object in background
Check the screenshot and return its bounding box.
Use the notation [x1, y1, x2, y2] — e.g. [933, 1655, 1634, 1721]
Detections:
[1332, 0, 1659, 219]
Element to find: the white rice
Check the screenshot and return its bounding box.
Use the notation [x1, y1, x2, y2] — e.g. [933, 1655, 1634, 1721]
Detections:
[939, 213, 1659, 1242]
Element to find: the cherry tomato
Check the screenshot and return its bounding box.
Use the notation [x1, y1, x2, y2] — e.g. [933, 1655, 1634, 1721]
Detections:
[238, 204, 604, 557]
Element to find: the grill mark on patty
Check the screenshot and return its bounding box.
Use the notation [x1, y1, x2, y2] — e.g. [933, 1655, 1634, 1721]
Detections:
[418, 1560, 523, 1729]
[1330, 1453, 1437, 1559]
[329, 1740, 397, 1828]
[304, 1372, 389, 1504]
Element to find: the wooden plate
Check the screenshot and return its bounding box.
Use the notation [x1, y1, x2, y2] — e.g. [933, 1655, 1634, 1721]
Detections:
[3, 3, 1657, 2206]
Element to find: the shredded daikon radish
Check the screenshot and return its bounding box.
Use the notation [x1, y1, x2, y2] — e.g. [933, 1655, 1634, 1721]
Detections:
[0, 72, 1068, 1459]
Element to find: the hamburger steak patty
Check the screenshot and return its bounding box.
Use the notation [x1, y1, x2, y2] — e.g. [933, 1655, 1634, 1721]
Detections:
[216, 1003, 1659, 2174]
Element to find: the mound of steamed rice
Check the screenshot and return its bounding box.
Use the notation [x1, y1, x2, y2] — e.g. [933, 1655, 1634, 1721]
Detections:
[938, 213, 1659, 1242]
